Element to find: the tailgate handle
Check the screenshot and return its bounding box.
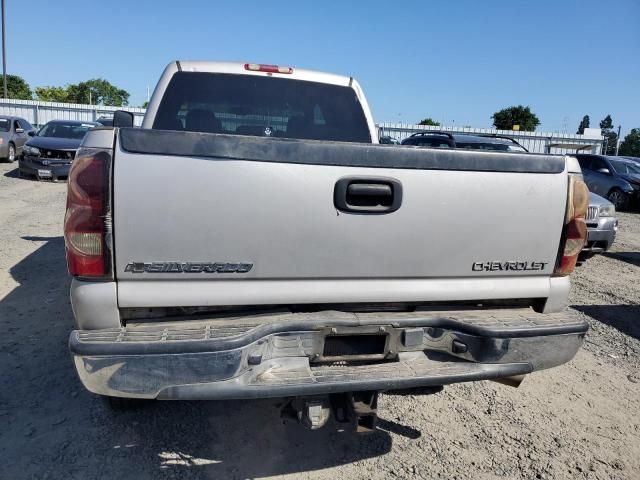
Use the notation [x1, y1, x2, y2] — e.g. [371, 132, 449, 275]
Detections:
[334, 177, 402, 214]
[347, 183, 391, 198]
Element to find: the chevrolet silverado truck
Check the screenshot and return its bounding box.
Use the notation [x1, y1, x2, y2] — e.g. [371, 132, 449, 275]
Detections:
[65, 61, 589, 430]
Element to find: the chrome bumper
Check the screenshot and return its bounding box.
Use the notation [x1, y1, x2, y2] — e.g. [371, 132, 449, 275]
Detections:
[585, 216, 617, 252]
[69, 308, 588, 400]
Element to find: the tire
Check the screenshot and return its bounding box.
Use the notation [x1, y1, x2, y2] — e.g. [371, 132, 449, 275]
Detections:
[607, 188, 629, 211]
[7, 143, 16, 163]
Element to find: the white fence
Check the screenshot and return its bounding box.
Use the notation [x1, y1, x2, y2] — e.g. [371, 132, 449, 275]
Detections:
[0, 99, 146, 126]
[377, 123, 604, 155]
[0, 99, 604, 154]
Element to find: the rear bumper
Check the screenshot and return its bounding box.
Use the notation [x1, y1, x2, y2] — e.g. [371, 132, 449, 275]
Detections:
[69, 308, 588, 400]
[584, 217, 617, 252]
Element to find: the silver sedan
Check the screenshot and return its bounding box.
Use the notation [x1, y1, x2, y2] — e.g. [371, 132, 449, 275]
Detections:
[0, 116, 35, 162]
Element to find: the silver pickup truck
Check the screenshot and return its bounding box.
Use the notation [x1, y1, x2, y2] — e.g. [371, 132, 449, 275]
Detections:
[64, 61, 590, 429]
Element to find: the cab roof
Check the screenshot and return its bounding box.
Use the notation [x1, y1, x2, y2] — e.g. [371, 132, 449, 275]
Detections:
[176, 61, 353, 87]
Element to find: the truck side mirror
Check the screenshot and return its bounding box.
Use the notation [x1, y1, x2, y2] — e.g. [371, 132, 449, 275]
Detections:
[113, 110, 134, 128]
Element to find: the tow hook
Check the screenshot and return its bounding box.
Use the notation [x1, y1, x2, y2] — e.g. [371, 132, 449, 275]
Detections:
[282, 391, 380, 433]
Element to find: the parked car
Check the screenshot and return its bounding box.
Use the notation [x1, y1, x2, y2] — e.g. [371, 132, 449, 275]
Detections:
[580, 192, 617, 261]
[401, 131, 455, 148]
[65, 61, 589, 429]
[95, 116, 114, 127]
[378, 135, 400, 145]
[401, 131, 528, 152]
[575, 154, 640, 210]
[19, 120, 99, 181]
[0, 115, 35, 162]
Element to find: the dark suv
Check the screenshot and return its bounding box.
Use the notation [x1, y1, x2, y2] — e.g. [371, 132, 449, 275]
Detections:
[575, 154, 640, 210]
[401, 132, 528, 152]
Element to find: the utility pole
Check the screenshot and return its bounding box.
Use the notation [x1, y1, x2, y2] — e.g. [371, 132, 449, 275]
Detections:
[1, 0, 7, 99]
[615, 125, 621, 156]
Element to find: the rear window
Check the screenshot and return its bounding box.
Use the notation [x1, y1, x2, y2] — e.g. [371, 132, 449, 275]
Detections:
[0, 118, 10, 132]
[153, 72, 371, 143]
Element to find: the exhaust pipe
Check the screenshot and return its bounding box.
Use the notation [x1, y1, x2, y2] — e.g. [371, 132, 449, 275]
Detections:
[490, 374, 526, 388]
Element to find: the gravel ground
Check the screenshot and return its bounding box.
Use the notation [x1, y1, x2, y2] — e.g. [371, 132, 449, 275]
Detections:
[0, 161, 639, 480]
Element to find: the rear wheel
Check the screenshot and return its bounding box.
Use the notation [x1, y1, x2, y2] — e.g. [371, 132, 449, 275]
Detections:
[7, 143, 16, 163]
[607, 188, 629, 211]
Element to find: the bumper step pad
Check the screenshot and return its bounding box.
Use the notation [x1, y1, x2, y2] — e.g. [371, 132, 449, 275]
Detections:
[72, 308, 587, 354]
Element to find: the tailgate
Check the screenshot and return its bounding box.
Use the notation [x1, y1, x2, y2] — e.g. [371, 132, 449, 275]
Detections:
[113, 129, 568, 307]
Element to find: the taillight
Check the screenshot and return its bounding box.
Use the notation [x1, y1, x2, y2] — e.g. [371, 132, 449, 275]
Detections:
[64, 147, 112, 279]
[244, 63, 293, 74]
[554, 174, 589, 276]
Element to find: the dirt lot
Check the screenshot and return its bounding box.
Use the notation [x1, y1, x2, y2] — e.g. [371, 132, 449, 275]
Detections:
[1, 161, 639, 480]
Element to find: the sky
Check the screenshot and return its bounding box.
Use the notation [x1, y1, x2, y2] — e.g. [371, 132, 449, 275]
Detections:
[6, 0, 640, 135]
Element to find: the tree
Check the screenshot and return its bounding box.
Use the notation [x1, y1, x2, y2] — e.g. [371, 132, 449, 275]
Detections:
[491, 105, 540, 131]
[599, 114, 618, 155]
[34, 79, 129, 106]
[576, 115, 590, 134]
[35, 86, 70, 102]
[418, 118, 440, 126]
[619, 128, 640, 157]
[5, 74, 32, 99]
[603, 132, 619, 155]
[141, 101, 149, 109]
[66, 78, 129, 106]
[599, 115, 613, 131]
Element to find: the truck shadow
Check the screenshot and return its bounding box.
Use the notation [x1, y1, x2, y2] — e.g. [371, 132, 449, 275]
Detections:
[0, 237, 403, 480]
[601, 251, 640, 268]
[572, 304, 640, 341]
[107, 399, 397, 478]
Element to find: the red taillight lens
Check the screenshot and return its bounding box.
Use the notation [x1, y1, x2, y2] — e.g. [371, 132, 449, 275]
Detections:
[64, 147, 112, 278]
[244, 63, 293, 74]
[554, 175, 589, 276]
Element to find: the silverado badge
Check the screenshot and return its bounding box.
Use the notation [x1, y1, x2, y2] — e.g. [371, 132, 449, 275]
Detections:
[125, 262, 253, 273]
